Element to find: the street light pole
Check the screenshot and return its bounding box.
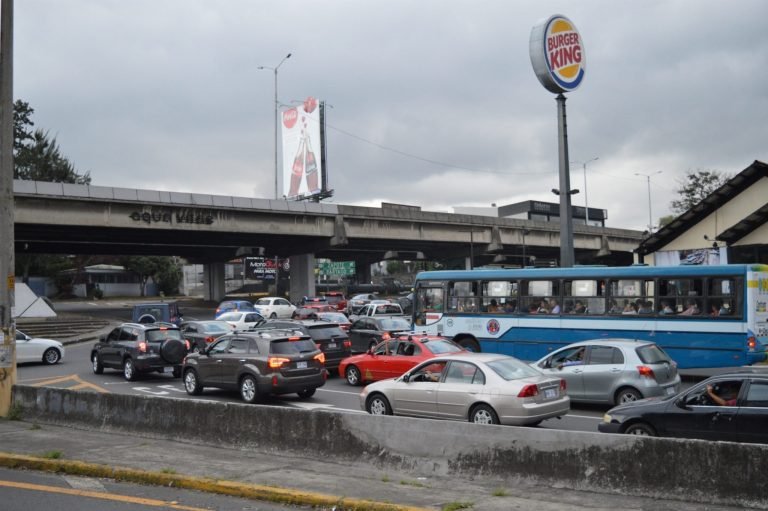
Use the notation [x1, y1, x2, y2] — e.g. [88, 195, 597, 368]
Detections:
[635, 171, 663, 232]
[570, 157, 598, 225]
[258, 52, 291, 200]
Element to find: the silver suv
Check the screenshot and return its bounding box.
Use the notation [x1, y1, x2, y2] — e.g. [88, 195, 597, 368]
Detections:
[532, 338, 680, 405]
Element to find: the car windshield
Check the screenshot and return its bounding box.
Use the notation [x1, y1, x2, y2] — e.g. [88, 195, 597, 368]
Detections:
[486, 357, 542, 380]
[636, 344, 673, 364]
[324, 295, 343, 304]
[378, 318, 410, 330]
[218, 312, 243, 321]
[202, 322, 231, 333]
[423, 339, 463, 354]
[146, 329, 183, 342]
[270, 339, 318, 354]
[306, 325, 345, 340]
[318, 313, 348, 323]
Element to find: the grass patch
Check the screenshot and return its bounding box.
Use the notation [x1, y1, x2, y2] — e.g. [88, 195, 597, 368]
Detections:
[5, 404, 23, 421]
[443, 502, 473, 511]
[492, 488, 508, 497]
[399, 479, 426, 488]
[381, 475, 390, 482]
[29, 423, 42, 430]
[161, 468, 177, 474]
[41, 450, 63, 460]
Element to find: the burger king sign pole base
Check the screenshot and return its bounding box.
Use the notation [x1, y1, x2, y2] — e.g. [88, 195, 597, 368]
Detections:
[529, 14, 586, 268]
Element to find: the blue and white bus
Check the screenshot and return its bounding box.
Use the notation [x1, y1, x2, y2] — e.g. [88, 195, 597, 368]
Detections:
[412, 264, 768, 369]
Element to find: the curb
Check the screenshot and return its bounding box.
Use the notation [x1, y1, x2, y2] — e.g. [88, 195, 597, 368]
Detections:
[0, 452, 430, 511]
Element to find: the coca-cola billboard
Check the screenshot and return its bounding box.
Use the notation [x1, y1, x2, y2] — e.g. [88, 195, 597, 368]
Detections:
[280, 96, 328, 200]
[244, 257, 290, 281]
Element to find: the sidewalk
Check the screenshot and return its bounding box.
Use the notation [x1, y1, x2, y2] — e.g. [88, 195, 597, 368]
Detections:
[0, 419, 748, 511]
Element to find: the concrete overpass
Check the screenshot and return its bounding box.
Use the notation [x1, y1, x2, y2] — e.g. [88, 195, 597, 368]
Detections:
[13, 180, 645, 300]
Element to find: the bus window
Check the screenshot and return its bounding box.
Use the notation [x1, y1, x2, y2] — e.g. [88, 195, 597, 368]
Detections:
[564, 279, 605, 315]
[520, 280, 559, 314]
[608, 279, 654, 315]
[659, 278, 704, 314]
[707, 277, 740, 317]
[481, 280, 518, 313]
[448, 281, 478, 313]
[414, 286, 445, 325]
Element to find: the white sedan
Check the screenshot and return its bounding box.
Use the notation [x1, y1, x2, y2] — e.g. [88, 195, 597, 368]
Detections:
[15, 330, 65, 365]
[254, 297, 296, 319]
[216, 311, 265, 331]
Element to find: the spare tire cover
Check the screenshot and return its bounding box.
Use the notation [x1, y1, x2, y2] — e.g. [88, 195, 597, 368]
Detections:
[160, 339, 186, 364]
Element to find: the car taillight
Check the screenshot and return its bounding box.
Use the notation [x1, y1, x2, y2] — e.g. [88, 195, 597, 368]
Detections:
[637, 365, 655, 379]
[748, 336, 756, 350]
[205, 336, 214, 344]
[343, 340, 351, 349]
[559, 379, 567, 392]
[184, 340, 190, 350]
[314, 353, 326, 364]
[268, 357, 290, 368]
[138, 341, 148, 353]
[382, 332, 391, 341]
[517, 384, 539, 398]
[316, 343, 322, 349]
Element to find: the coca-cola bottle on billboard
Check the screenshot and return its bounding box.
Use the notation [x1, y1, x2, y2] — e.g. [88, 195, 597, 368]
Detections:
[288, 136, 305, 197]
[304, 133, 320, 194]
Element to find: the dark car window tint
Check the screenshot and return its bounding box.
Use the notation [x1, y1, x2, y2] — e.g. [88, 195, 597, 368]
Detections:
[588, 346, 623, 365]
[107, 329, 120, 342]
[306, 325, 345, 340]
[229, 339, 248, 354]
[270, 339, 318, 354]
[744, 381, 768, 407]
[636, 344, 672, 364]
[146, 329, 183, 342]
[119, 328, 137, 341]
[184, 325, 197, 333]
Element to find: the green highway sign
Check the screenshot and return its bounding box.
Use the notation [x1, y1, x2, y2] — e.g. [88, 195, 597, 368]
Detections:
[318, 261, 356, 276]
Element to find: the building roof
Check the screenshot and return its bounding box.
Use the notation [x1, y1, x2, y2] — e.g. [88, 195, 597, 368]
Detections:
[636, 160, 768, 256]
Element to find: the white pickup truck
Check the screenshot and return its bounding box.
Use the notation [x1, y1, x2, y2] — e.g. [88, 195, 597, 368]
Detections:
[348, 302, 405, 322]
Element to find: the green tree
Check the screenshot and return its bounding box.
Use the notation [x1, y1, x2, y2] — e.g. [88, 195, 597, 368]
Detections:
[120, 257, 160, 297]
[658, 214, 675, 228]
[120, 256, 181, 297]
[670, 170, 730, 214]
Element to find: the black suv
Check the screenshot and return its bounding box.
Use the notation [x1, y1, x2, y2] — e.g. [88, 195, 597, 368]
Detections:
[91, 323, 190, 381]
[252, 319, 351, 373]
[182, 329, 327, 403]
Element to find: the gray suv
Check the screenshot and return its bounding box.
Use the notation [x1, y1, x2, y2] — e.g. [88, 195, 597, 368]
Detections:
[91, 323, 190, 381]
[182, 329, 327, 403]
[532, 338, 680, 405]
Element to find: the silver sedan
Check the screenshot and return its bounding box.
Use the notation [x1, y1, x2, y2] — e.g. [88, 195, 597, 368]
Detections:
[360, 353, 569, 426]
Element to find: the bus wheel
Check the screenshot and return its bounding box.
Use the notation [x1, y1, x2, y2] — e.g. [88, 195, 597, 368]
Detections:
[456, 337, 480, 352]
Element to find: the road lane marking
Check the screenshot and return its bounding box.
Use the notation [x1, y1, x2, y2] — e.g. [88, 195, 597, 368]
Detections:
[0, 479, 209, 511]
[63, 475, 107, 492]
[157, 384, 187, 393]
[133, 387, 170, 396]
[29, 374, 109, 393]
[317, 387, 361, 396]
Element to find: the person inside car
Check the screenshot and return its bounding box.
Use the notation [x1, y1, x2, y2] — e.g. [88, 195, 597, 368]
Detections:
[706, 383, 738, 406]
[557, 347, 585, 369]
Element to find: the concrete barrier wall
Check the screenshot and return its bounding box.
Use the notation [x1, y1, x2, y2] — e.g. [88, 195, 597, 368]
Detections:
[12, 385, 768, 508]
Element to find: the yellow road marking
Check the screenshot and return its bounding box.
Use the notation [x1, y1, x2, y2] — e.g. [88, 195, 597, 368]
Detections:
[0, 479, 209, 510]
[29, 374, 109, 393]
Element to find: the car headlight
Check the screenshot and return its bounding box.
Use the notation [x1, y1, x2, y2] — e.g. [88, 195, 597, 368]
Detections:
[602, 414, 612, 423]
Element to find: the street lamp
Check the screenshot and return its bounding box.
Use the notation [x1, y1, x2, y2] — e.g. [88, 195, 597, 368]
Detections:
[258, 52, 292, 200]
[635, 171, 663, 232]
[570, 157, 598, 225]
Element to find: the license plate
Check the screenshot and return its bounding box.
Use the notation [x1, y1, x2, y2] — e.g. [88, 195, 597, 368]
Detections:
[666, 386, 676, 396]
[544, 388, 557, 399]
[163, 367, 174, 373]
[327, 343, 337, 349]
[297, 361, 308, 369]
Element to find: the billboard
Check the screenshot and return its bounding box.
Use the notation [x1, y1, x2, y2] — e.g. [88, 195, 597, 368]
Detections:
[244, 257, 290, 281]
[280, 97, 328, 200]
[529, 14, 586, 94]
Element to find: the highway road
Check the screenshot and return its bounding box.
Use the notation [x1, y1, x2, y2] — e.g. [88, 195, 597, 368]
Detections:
[16, 299, 656, 434]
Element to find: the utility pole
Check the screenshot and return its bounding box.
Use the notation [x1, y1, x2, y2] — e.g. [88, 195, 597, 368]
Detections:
[0, 0, 15, 417]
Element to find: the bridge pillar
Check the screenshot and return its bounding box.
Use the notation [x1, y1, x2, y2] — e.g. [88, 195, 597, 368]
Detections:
[289, 254, 316, 303]
[203, 262, 226, 302]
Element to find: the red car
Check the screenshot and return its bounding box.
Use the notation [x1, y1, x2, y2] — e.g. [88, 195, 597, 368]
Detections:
[323, 292, 347, 312]
[339, 334, 465, 386]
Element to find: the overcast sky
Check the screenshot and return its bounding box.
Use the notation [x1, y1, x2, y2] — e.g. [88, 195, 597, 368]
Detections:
[14, 1, 768, 232]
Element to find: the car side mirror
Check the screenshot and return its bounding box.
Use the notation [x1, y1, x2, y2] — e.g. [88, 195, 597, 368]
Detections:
[99, 334, 106, 342]
[402, 374, 410, 383]
[675, 397, 689, 410]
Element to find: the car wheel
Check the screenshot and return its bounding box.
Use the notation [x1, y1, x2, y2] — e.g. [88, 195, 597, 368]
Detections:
[470, 404, 500, 425]
[624, 423, 656, 436]
[345, 365, 362, 386]
[172, 367, 182, 378]
[456, 336, 481, 352]
[297, 388, 316, 399]
[615, 387, 643, 405]
[123, 358, 138, 381]
[270, 312, 277, 319]
[366, 394, 392, 415]
[42, 348, 61, 365]
[184, 369, 203, 395]
[240, 374, 259, 404]
[92, 353, 104, 374]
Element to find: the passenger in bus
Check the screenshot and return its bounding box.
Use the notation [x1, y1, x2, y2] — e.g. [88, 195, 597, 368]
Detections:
[538, 299, 550, 314]
[622, 300, 637, 314]
[637, 301, 653, 314]
[487, 299, 500, 313]
[680, 299, 700, 316]
[504, 300, 517, 313]
[528, 303, 540, 314]
[660, 300, 674, 315]
[572, 301, 586, 314]
[549, 299, 561, 314]
[710, 302, 721, 317]
[609, 300, 621, 314]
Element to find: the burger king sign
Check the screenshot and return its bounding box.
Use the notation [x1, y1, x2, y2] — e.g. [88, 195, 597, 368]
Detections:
[529, 14, 586, 94]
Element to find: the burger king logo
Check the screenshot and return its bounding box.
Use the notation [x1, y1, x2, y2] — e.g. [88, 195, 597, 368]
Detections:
[529, 14, 586, 94]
